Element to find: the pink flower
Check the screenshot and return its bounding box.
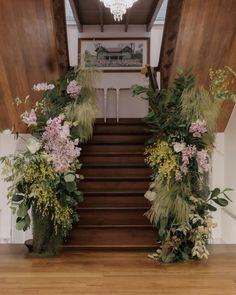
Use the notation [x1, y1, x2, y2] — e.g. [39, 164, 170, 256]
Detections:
[189, 120, 207, 138]
[180, 145, 197, 175]
[196, 149, 209, 173]
[175, 170, 183, 181]
[67, 80, 82, 98]
[42, 116, 80, 174]
[33, 82, 55, 91]
[21, 109, 37, 126]
[181, 145, 196, 165]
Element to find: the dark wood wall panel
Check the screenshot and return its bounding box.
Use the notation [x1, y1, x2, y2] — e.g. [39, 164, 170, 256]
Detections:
[159, 0, 236, 131]
[169, 0, 236, 86]
[0, 0, 68, 131]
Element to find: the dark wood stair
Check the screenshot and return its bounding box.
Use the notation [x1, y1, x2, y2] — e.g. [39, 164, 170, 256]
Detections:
[65, 119, 157, 249]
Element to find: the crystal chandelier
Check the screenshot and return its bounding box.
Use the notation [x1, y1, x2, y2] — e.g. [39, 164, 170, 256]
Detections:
[100, 0, 138, 22]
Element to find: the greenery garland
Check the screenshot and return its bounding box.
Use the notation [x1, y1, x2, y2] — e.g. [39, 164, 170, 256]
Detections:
[0, 67, 98, 255]
[133, 67, 236, 263]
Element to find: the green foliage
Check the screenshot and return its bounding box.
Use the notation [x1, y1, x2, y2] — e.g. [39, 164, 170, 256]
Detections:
[66, 101, 97, 143]
[133, 67, 234, 263]
[0, 66, 98, 255]
[145, 179, 191, 225]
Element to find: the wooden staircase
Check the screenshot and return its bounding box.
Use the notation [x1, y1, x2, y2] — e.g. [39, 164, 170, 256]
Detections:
[65, 119, 157, 249]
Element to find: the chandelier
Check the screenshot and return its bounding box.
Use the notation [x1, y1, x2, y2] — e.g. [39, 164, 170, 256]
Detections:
[100, 0, 139, 22]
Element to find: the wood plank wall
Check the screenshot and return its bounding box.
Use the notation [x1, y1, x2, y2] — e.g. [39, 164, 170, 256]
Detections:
[159, 0, 236, 131]
[0, 0, 69, 131]
[169, 0, 236, 86]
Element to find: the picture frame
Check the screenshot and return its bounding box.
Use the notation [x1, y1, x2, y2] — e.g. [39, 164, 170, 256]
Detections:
[78, 38, 150, 73]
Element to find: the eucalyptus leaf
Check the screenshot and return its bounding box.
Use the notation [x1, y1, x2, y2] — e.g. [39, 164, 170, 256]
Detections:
[210, 188, 221, 199]
[66, 181, 77, 192]
[17, 204, 29, 218]
[16, 219, 26, 231]
[12, 194, 24, 202]
[64, 174, 76, 183]
[213, 198, 228, 207]
[206, 203, 217, 211]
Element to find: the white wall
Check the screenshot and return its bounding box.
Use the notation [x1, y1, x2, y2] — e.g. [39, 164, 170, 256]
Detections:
[67, 24, 164, 119]
[223, 106, 236, 243]
[0, 135, 14, 243]
[0, 135, 32, 244]
[211, 133, 225, 243]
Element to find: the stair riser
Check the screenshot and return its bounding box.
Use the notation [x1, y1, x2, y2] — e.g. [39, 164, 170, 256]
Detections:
[82, 144, 145, 153]
[78, 209, 150, 226]
[80, 195, 149, 208]
[94, 125, 149, 134]
[67, 227, 157, 246]
[90, 134, 149, 145]
[80, 155, 146, 164]
[81, 167, 150, 177]
[79, 180, 150, 191]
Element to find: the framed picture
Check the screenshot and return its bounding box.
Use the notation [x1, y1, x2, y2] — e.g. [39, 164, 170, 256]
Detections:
[78, 38, 150, 72]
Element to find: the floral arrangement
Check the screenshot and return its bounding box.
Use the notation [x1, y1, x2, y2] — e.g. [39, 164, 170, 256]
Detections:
[0, 67, 98, 255]
[133, 67, 236, 263]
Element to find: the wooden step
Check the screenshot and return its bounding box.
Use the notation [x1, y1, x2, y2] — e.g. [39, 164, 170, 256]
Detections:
[80, 192, 149, 208]
[78, 207, 150, 226]
[81, 164, 150, 177]
[82, 144, 145, 153]
[80, 152, 145, 164]
[66, 118, 155, 249]
[66, 225, 157, 248]
[89, 134, 149, 145]
[79, 177, 150, 191]
[93, 124, 149, 134]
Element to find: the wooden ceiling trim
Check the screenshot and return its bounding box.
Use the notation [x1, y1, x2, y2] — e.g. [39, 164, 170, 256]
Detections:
[69, 0, 83, 32]
[146, 0, 164, 32]
[98, 2, 104, 32]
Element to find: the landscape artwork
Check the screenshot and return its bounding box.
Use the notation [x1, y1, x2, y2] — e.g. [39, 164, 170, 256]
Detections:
[79, 38, 150, 72]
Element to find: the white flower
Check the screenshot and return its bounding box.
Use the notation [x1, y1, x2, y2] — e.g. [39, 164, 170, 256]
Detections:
[26, 137, 42, 154]
[144, 190, 157, 202]
[33, 82, 55, 91]
[173, 142, 186, 153]
[0, 129, 13, 134]
[59, 113, 65, 120]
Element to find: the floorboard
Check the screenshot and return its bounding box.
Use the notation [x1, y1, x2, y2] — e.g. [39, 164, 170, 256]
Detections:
[0, 245, 235, 295]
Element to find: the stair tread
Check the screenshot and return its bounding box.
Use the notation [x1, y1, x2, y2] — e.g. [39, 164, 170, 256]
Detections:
[81, 152, 144, 156]
[95, 119, 145, 125]
[84, 191, 145, 195]
[83, 163, 147, 168]
[79, 207, 149, 211]
[83, 176, 149, 180]
[63, 245, 157, 249]
[75, 224, 152, 228]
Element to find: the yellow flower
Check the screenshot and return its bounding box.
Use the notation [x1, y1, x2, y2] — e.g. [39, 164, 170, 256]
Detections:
[145, 141, 179, 183]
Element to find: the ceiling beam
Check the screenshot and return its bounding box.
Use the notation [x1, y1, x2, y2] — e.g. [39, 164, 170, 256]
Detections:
[69, 0, 83, 32]
[125, 9, 130, 32]
[98, 2, 104, 32]
[146, 0, 164, 32]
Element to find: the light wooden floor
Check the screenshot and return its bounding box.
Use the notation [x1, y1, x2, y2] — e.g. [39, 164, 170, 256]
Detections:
[0, 245, 235, 295]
